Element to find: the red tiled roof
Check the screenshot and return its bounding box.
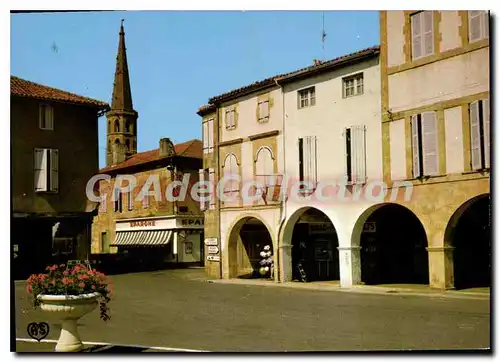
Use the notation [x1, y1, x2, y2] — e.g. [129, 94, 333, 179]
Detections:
[99, 139, 202, 174]
[207, 46, 380, 104]
[11, 76, 109, 109]
[196, 103, 216, 116]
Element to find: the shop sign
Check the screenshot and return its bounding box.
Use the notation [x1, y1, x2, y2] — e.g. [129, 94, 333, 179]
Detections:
[180, 219, 204, 226]
[204, 238, 218, 246]
[207, 246, 219, 254]
[363, 222, 376, 233]
[206, 255, 220, 262]
[130, 220, 156, 228]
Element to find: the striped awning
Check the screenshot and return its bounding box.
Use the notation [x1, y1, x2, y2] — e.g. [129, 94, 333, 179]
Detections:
[111, 230, 173, 247]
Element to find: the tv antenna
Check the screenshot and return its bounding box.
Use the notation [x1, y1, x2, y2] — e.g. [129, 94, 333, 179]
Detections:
[321, 12, 327, 61]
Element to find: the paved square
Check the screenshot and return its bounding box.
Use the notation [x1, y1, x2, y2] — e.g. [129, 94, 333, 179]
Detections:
[14, 269, 491, 352]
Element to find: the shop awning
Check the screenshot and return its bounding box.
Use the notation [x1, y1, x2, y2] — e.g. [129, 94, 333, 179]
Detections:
[111, 230, 173, 247]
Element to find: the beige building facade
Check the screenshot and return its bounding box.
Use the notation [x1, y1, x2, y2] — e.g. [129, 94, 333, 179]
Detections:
[380, 10, 490, 289]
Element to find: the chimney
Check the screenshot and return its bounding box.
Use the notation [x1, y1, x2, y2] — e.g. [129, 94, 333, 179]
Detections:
[111, 142, 126, 164]
[159, 138, 175, 158]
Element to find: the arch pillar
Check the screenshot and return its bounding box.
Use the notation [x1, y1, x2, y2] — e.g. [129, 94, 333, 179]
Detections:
[278, 243, 293, 282]
[337, 246, 362, 287]
[427, 245, 455, 290]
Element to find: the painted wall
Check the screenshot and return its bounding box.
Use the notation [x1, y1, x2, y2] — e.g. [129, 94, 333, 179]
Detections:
[388, 47, 489, 113]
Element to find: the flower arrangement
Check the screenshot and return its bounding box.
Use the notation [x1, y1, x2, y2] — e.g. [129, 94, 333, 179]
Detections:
[26, 264, 112, 322]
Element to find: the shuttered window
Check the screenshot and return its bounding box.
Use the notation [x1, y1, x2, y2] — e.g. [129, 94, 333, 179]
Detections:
[411, 115, 422, 178]
[223, 154, 239, 199]
[255, 147, 275, 189]
[470, 99, 490, 171]
[226, 108, 236, 130]
[202, 118, 214, 154]
[298, 136, 317, 191]
[411, 112, 439, 177]
[39, 104, 54, 130]
[114, 188, 122, 212]
[344, 126, 367, 184]
[411, 11, 434, 60]
[34, 148, 58, 192]
[198, 169, 208, 211]
[468, 11, 489, 43]
[258, 100, 269, 122]
[208, 168, 216, 209]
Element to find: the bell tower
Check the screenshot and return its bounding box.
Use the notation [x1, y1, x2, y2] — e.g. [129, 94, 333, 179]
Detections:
[106, 19, 138, 166]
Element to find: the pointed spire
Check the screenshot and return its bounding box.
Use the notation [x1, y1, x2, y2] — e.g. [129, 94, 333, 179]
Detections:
[111, 19, 134, 111]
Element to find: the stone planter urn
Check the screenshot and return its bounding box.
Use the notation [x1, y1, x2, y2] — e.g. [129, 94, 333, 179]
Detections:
[37, 292, 100, 352]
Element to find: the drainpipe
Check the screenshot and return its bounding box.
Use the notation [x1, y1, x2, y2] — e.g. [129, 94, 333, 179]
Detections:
[274, 78, 287, 283]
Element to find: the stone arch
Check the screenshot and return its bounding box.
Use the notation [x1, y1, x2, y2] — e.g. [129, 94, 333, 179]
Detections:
[351, 202, 429, 285]
[280, 206, 339, 282]
[125, 139, 130, 151]
[114, 119, 120, 133]
[254, 146, 275, 162]
[114, 138, 120, 145]
[445, 193, 490, 289]
[226, 214, 275, 279]
[125, 119, 133, 133]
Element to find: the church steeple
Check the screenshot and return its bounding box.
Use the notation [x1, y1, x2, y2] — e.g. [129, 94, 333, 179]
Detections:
[111, 19, 134, 111]
[106, 19, 138, 167]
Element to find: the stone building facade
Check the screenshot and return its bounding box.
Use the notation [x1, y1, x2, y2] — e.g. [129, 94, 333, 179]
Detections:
[11, 75, 109, 279]
[198, 10, 491, 290]
[90, 21, 204, 271]
[379, 10, 490, 289]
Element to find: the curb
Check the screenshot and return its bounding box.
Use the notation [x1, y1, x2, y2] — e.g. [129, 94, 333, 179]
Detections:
[208, 279, 490, 300]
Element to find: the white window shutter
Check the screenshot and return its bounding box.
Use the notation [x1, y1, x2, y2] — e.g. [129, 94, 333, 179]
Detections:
[34, 149, 47, 191]
[259, 101, 269, 119]
[208, 168, 216, 209]
[411, 116, 421, 178]
[469, 11, 482, 42]
[352, 125, 367, 184]
[230, 155, 239, 192]
[343, 128, 350, 183]
[46, 105, 54, 130]
[411, 12, 422, 59]
[202, 121, 209, 152]
[199, 169, 207, 211]
[208, 119, 214, 151]
[50, 149, 59, 191]
[470, 101, 482, 170]
[423, 11, 434, 56]
[310, 136, 317, 186]
[482, 99, 490, 168]
[483, 11, 489, 39]
[303, 137, 311, 189]
[421, 112, 439, 176]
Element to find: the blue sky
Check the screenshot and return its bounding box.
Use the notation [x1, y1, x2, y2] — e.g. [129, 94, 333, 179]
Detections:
[10, 10, 379, 168]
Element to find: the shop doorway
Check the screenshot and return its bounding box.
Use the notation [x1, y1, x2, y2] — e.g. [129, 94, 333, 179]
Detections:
[290, 208, 339, 282]
[446, 194, 491, 289]
[359, 204, 429, 285]
[227, 217, 274, 279]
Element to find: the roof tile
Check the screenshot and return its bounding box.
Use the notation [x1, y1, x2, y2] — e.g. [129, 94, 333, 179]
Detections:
[99, 139, 202, 174]
[11, 76, 109, 109]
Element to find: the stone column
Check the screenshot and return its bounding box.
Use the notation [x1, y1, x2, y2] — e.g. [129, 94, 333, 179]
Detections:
[337, 246, 362, 287]
[278, 244, 293, 282]
[427, 246, 455, 289]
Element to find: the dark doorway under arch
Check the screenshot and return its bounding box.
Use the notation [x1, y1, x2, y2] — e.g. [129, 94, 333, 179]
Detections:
[228, 217, 274, 279]
[450, 195, 491, 289]
[291, 208, 339, 282]
[360, 204, 429, 285]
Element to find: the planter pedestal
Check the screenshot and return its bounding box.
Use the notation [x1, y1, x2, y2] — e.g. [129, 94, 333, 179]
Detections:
[37, 293, 100, 352]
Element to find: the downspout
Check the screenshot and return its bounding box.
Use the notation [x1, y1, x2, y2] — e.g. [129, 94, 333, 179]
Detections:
[215, 105, 223, 279]
[274, 78, 287, 283]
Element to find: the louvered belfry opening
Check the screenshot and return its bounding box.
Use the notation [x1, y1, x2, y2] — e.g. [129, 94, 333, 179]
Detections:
[360, 204, 429, 286]
[290, 208, 339, 283]
[449, 194, 491, 290]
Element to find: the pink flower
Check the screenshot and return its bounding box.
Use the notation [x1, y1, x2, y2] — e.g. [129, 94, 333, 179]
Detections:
[91, 285, 96, 290]
[26, 285, 32, 293]
[78, 275, 85, 280]
[63, 271, 69, 276]
[78, 282, 85, 288]
[50, 279, 56, 286]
